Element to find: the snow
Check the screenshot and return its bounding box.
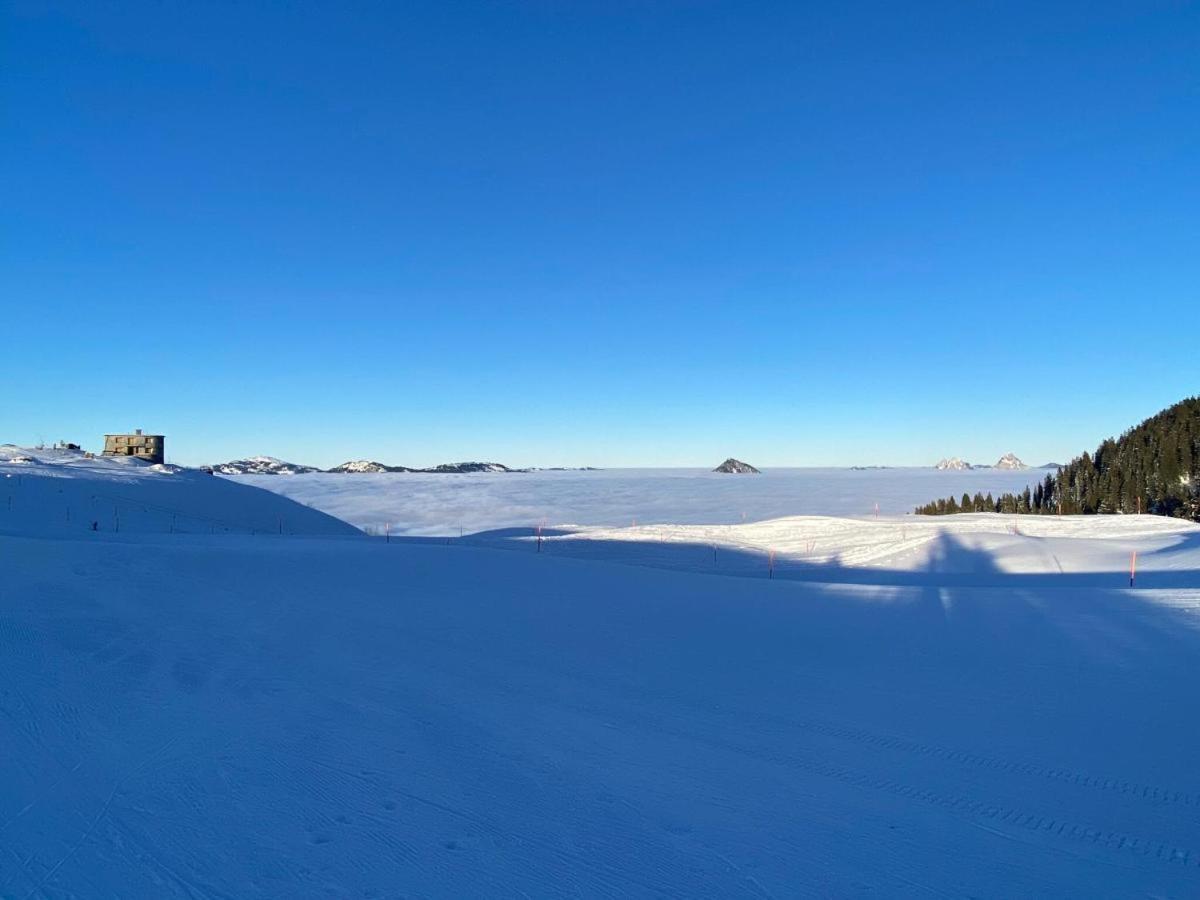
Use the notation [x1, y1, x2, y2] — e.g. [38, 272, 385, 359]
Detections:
[517, 512, 1199, 587]
[4, 445, 1200, 896]
[211, 456, 321, 476]
[0, 446, 357, 536]
[327, 459, 392, 473]
[229, 466, 1052, 536]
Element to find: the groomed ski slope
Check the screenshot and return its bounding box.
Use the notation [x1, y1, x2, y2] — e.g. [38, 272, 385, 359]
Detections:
[2, 450, 1200, 896]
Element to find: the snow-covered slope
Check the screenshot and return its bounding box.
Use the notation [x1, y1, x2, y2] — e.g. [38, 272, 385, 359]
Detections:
[0, 446, 357, 536]
[211, 456, 322, 475]
[524, 512, 1199, 585]
[5, 448, 1200, 896]
[3, 506, 1200, 895]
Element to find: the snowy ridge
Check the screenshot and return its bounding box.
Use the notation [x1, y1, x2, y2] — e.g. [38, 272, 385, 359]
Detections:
[0, 446, 357, 535]
[326, 459, 399, 473]
[425, 461, 514, 473]
[215, 457, 522, 474]
[212, 456, 322, 475]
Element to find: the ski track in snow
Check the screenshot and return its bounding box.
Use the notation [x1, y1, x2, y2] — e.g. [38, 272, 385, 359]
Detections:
[2, 447, 1200, 896]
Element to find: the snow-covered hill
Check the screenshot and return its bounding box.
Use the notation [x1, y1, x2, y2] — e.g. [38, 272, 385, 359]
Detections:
[3, 497, 1200, 895]
[326, 459, 404, 473]
[0, 446, 357, 536]
[528, 512, 1199, 583]
[935, 456, 973, 470]
[425, 461, 514, 473]
[212, 456, 322, 475]
[5, 446, 1200, 896]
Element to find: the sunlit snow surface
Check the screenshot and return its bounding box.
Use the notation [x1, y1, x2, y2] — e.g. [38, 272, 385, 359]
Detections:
[5, 448, 1200, 896]
[232, 466, 1052, 535]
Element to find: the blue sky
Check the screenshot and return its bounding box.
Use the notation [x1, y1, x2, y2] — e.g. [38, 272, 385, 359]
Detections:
[2, 1, 1196, 467]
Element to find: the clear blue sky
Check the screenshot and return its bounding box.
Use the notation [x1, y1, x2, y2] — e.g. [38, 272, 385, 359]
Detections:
[3, 1, 1196, 467]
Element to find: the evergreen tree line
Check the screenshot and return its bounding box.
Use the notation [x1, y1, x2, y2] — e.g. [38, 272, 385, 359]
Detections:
[915, 397, 1200, 521]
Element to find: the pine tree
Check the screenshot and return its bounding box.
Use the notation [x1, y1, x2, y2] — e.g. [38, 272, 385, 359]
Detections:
[914, 397, 1200, 521]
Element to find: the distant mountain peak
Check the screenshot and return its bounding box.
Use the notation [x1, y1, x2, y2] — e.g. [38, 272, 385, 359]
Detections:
[714, 458, 760, 474]
[426, 461, 513, 473]
[993, 453, 1028, 470]
[935, 457, 973, 471]
[326, 460, 399, 474]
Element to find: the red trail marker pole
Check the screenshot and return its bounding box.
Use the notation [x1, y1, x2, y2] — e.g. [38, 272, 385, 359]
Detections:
[1130, 550, 1137, 588]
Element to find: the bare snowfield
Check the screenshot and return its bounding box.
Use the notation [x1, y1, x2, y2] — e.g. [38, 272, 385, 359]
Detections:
[3, 448, 1200, 896]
